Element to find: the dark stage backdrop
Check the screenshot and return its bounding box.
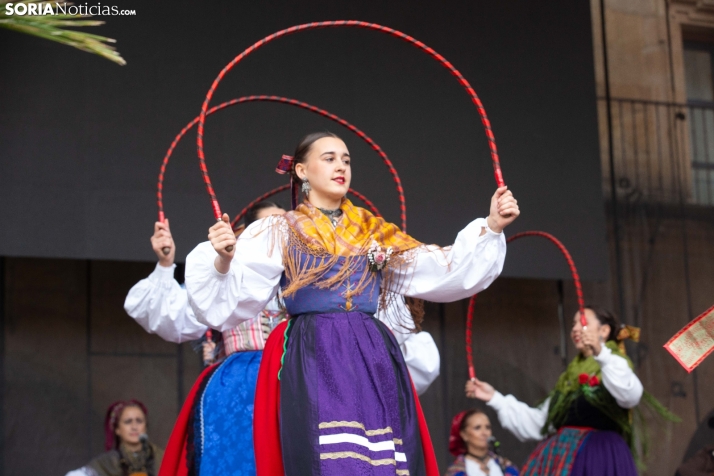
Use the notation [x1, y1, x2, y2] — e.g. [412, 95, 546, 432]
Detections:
[0, 0, 607, 280]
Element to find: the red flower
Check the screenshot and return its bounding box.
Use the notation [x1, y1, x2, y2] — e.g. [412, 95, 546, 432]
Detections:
[578, 373, 589, 385]
[589, 375, 600, 387]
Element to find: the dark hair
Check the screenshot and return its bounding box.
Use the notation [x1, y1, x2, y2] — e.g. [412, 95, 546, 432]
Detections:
[290, 131, 342, 184]
[459, 408, 487, 432]
[585, 304, 619, 342]
[244, 200, 284, 227]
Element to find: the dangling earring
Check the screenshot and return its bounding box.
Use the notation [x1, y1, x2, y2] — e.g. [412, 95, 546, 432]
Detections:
[301, 179, 311, 194]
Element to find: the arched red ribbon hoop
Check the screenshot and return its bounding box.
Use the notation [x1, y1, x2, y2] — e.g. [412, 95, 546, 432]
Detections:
[194, 21, 505, 226]
[157, 96, 399, 344]
[465, 231, 586, 379]
[158, 95, 404, 229]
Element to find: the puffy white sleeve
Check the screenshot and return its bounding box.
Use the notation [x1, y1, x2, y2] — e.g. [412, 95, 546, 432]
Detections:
[375, 295, 440, 395]
[65, 468, 96, 476]
[389, 218, 506, 301]
[594, 346, 643, 409]
[400, 332, 440, 395]
[123, 263, 207, 343]
[185, 217, 285, 331]
[486, 391, 549, 442]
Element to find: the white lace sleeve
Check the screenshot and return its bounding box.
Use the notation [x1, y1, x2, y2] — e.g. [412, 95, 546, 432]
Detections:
[65, 467, 97, 476]
[595, 346, 643, 409]
[388, 218, 506, 301]
[400, 332, 440, 395]
[487, 391, 549, 442]
[375, 294, 440, 395]
[185, 216, 285, 331]
[124, 263, 207, 343]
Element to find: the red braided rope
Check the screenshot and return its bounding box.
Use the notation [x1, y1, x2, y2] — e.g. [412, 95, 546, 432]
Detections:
[465, 294, 478, 380]
[231, 185, 382, 227]
[465, 231, 586, 379]
[158, 95, 405, 229]
[344, 188, 381, 219]
[195, 21, 505, 225]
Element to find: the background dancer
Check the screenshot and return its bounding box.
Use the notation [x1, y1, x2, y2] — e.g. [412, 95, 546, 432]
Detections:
[124, 201, 285, 347]
[466, 306, 675, 474]
[186, 131, 519, 475]
[127, 201, 286, 475]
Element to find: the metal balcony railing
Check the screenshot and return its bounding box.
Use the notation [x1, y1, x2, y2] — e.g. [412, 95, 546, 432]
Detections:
[599, 97, 714, 206]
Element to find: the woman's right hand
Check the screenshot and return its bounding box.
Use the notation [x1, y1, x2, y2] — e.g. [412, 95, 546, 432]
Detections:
[465, 378, 495, 402]
[151, 219, 175, 266]
[209, 213, 236, 272]
[487, 186, 519, 233]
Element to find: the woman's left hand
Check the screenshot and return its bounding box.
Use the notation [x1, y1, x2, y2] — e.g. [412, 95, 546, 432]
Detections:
[487, 186, 520, 233]
[580, 326, 602, 356]
[202, 340, 217, 364]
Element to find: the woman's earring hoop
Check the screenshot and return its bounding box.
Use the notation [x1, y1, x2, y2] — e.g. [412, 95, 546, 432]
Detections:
[301, 179, 311, 194]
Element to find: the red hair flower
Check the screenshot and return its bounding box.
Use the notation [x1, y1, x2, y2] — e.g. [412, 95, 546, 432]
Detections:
[589, 375, 600, 387]
[578, 373, 589, 385]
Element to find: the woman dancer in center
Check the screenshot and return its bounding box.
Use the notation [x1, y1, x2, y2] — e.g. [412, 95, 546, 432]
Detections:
[185, 131, 519, 475]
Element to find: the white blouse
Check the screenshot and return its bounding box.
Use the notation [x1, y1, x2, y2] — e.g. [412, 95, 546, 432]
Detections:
[124, 264, 445, 394]
[486, 347, 644, 441]
[124, 263, 206, 343]
[185, 215, 506, 331]
[465, 457, 503, 476]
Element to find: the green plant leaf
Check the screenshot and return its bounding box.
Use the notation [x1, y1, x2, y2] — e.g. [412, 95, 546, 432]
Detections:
[0, 1, 125, 65]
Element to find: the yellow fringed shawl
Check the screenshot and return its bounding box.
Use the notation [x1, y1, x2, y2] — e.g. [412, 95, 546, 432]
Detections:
[279, 198, 422, 305]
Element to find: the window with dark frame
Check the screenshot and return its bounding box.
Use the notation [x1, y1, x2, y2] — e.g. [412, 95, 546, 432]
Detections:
[683, 39, 714, 205]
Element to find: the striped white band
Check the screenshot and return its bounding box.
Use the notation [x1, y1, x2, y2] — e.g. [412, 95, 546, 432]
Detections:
[319, 433, 408, 463]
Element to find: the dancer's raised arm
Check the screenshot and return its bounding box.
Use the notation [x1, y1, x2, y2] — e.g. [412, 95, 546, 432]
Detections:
[125, 219, 207, 343]
[185, 215, 285, 331]
[388, 187, 517, 301]
[466, 378, 548, 442]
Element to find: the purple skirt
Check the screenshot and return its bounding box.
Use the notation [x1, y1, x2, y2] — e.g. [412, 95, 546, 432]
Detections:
[523, 427, 637, 476]
[571, 430, 638, 476]
[279, 311, 425, 475]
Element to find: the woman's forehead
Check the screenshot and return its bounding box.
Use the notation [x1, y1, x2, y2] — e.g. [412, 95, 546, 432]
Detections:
[312, 136, 348, 153]
[573, 309, 595, 321]
[121, 407, 145, 418]
[467, 413, 489, 424]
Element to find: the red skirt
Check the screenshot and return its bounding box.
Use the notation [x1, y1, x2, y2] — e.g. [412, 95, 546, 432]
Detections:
[158, 362, 219, 476]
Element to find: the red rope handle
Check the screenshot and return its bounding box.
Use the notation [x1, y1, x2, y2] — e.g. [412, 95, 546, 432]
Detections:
[158, 95, 406, 230]
[465, 231, 586, 379]
[231, 185, 382, 227]
[195, 21, 505, 224]
[465, 294, 478, 380]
